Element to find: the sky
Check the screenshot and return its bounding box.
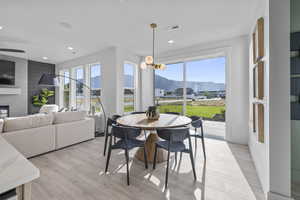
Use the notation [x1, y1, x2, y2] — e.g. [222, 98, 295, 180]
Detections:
[124, 63, 135, 76]
[91, 63, 101, 78]
[155, 56, 226, 83]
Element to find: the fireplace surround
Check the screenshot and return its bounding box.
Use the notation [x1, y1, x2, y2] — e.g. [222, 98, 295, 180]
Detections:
[0, 105, 9, 119]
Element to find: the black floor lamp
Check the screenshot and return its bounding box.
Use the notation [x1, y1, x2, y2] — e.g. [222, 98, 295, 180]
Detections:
[38, 73, 107, 136]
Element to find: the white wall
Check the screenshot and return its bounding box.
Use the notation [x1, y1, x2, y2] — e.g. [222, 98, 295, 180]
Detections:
[0, 54, 28, 117]
[248, 0, 269, 194]
[268, 0, 291, 198]
[249, 0, 292, 199]
[156, 36, 250, 145]
[56, 46, 141, 117]
[140, 64, 154, 111]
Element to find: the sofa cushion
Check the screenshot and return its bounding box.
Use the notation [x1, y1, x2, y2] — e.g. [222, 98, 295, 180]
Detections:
[4, 116, 33, 132]
[31, 113, 54, 128]
[0, 119, 3, 133]
[39, 104, 59, 114]
[53, 111, 87, 124]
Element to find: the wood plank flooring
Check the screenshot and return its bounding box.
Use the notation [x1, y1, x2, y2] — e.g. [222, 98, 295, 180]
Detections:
[29, 137, 265, 200]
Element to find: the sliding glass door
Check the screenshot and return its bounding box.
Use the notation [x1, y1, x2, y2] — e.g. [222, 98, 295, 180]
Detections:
[154, 57, 226, 121]
[185, 58, 226, 118]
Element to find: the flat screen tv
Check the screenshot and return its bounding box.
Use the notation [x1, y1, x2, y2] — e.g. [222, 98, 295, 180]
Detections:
[0, 60, 15, 85]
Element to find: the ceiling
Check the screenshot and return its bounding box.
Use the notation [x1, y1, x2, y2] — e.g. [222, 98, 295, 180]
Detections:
[0, 0, 261, 64]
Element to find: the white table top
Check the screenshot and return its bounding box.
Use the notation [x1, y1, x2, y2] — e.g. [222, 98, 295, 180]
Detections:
[0, 136, 40, 194]
[117, 113, 192, 130]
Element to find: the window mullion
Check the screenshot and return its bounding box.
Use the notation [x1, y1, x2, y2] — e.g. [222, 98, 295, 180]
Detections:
[183, 62, 187, 115]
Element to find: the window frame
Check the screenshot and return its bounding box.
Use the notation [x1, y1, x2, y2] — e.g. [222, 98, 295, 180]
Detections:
[89, 62, 102, 114]
[153, 55, 227, 116]
[59, 69, 71, 109]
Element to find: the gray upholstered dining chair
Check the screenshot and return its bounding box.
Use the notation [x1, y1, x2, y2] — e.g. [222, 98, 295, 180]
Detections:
[105, 124, 148, 185]
[153, 127, 196, 188]
[189, 116, 206, 159]
[103, 114, 122, 156]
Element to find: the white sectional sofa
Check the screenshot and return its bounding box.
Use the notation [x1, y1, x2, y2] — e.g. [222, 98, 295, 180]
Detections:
[0, 111, 95, 158]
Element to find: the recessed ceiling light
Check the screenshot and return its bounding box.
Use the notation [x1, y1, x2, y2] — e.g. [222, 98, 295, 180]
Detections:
[0, 26, 3, 30]
[42, 56, 48, 60]
[168, 40, 175, 44]
[67, 46, 74, 50]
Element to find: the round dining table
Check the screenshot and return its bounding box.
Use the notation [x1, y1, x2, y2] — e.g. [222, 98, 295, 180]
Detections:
[116, 113, 192, 163]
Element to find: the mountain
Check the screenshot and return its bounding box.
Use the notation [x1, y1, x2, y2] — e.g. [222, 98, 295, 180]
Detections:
[90, 74, 225, 91]
[90, 75, 134, 88]
[154, 74, 225, 92]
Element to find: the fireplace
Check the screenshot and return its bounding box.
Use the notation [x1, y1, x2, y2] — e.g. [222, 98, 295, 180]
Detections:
[0, 105, 9, 119]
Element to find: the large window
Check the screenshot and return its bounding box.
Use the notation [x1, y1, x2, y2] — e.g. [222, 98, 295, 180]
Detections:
[155, 57, 226, 120]
[124, 62, 136, 113]
[90, 63, 101, 113]
[75, 67, 85, 110]
[62, 70, 70, 108]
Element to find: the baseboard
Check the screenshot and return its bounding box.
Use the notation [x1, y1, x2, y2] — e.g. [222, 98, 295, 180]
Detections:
[268, 191, 294, 200]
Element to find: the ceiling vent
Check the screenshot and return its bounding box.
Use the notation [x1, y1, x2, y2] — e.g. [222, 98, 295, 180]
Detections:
[167, 25, 180, 31]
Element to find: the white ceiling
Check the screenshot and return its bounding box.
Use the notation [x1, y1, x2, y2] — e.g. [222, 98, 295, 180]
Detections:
[0, 0, 261, 64]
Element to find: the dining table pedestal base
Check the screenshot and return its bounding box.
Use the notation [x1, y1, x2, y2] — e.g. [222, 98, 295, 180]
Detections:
[135, 132, 167, 163]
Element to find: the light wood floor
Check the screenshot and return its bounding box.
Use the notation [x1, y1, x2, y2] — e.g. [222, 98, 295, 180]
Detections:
[29, 137, 265, 200]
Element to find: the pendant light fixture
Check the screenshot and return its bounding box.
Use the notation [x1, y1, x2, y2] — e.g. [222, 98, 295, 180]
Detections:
[141, 23, 166, 70]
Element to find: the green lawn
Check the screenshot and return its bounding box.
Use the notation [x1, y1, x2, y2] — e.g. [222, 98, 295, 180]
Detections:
[124, 105, 134, 113]
[158, 105, 225, 118]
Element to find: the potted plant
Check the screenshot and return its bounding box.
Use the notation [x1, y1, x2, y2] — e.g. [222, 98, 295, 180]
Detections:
[32, 88, 54, 107]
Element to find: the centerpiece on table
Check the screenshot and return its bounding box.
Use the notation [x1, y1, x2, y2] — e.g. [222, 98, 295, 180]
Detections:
[146, 106, 160, 120]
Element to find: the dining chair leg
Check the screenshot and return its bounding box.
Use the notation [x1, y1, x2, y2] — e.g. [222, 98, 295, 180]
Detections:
[153, 144, 158, 170]
[165, 149, 171, 188]
[143, 147, 148, 169]
[103, 126, 109, 156]
[200, 126, 206, 159]
[125, 148, 130, 185]
[201, 136, 206, 159]
[175, 152, 178, 166]
[188, 135, 197, 180]
[143, 130, 147, 140]
[105, 136, 112, 173]
[189, 149, 197, 180]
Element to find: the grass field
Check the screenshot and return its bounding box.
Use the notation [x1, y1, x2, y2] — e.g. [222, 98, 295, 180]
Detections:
[158, 105, 225, 118]
[124, 105, 134, 113]
[124, 104, 225, 119]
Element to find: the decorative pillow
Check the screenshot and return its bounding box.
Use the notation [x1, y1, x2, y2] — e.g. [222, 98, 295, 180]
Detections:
[30, 113, 54, 128]
[0, 119, 4, 133]
[53, 111, 87, 124]
[39, 104, 59, 114]
[3, 116, 33, 132]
